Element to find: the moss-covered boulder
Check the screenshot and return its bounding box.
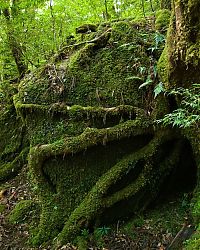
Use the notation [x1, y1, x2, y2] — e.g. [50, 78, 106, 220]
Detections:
[0, 19, 199, 248]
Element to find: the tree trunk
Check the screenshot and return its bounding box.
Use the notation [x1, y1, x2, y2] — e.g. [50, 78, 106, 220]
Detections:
[159, 0, 200, 87]
[2, 5, 28, 79]
[158, 2, 200, 247]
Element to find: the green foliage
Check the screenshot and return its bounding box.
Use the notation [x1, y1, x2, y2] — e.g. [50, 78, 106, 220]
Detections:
[139, 32, 165, 90]
[0, 0, 161, 82]
[81, 228, 90, 239]
[92, 226, 110, 249]
[154, 82, 164, 98]
[157, 84, 200, 128]
[154, 32, 166, 49]
[155, 9, 171, 33]
[184, 230, 200, 250]
[96, 226, 111, 236]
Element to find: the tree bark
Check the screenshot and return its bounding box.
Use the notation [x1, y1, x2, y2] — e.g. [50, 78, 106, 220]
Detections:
[2, 4, 28, 79]
[162, 0, 200, 86]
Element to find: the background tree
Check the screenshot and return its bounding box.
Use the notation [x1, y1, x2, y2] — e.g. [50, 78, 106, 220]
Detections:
[0, 0, 161, 83]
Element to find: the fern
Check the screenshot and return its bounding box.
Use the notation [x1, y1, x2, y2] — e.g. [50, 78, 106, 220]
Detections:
[157, 84, 200, 128]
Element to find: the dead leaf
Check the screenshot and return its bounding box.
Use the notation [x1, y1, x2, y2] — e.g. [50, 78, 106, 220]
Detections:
[0, 190, 7, 199]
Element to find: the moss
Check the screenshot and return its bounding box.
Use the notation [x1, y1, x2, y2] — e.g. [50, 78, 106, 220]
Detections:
[185, 43, 200, 67]
[25, 124, 181, 245]
[54, 130, 182, 245]
[162, 0, 200, 86]
[0, 82, 18, 105]
[9, 19, 187, 247]
[157, 46, 170, 88]
[76, 24, 97, 34]
[0, 204, 6, 213]
[27, 118, 151, 244]
[8, 200, 37, 224]
[155, 9, 171, 34]
[0, 83, 29, 183]
[0, 147, 29, 183]
[184, 229, 200, 250]
[17, 21, 156, 109]
[160, 0, 171, 9]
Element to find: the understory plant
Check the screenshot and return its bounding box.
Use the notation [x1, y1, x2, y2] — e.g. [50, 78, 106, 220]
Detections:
[157, 84, 200, 129]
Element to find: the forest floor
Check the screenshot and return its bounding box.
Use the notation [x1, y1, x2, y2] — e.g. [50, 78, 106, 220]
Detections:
[0, 166, 194, 250]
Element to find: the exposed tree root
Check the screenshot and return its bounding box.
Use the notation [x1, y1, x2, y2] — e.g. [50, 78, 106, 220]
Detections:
[27, 115, 185, 246]
[56, 130, 182, 245]
[0, 147, 29, 183]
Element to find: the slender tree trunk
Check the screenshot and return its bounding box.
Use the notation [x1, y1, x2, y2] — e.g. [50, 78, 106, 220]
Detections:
[2, 4, 28, 79]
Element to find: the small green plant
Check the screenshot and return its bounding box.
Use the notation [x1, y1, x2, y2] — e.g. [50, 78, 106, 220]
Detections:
[139, 66, 147, 75]
[81, 228, 90, 239]
[154, 32, 166, 49]
[157, 84, 200, 128]
[154, 82, 164, 98]
[138, 32, 166, 91]
[93, 226, 110, 249]
[96, 226, 111, 236]
[147, 32, 166, 54]
[75, 229, 90, 250]
[139, 61, 156, 89]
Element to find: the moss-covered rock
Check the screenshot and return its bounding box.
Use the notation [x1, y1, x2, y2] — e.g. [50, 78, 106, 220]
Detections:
[18, 21, 155, 109]
[0, 18, 199, 248]
[12, 21, 172, 246]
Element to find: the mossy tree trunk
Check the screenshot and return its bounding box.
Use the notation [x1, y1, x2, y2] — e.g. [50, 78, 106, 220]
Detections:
[158, 0, 200, 242]
[165, 0, 200, 86]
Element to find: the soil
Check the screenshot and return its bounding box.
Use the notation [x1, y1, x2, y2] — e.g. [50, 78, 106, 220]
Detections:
[0, 166, 194, 250]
